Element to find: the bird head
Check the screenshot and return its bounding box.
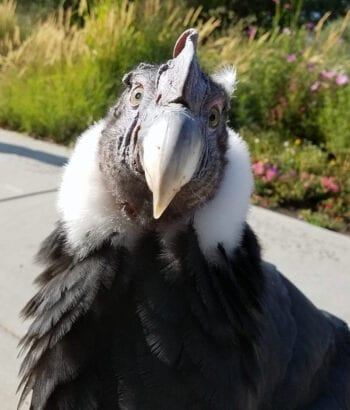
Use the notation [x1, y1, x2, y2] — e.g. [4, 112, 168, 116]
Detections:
[99, 29, 235, 226]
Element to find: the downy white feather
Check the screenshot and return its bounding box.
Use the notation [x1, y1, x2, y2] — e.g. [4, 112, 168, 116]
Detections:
[212, 66, 237, 96]
[194, 129, 253, 260]
[57, 121, 135, 257]
[58, 122, 252, 262]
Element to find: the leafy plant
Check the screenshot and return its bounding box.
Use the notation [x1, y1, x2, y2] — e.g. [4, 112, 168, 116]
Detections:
[205, 10, 350, 154]
[0, 0, 349, 232]
[0, 0, 219, 141]
[245, 129, 350, 232]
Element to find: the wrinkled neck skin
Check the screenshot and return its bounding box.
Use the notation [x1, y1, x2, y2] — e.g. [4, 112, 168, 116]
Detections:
[57, 120, 253, 262]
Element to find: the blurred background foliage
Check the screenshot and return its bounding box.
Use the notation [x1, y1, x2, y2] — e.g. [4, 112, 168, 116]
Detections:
[0, 0, 349, 232]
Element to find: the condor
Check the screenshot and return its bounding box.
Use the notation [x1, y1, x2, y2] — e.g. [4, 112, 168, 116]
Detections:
[19, 29, 350, 410]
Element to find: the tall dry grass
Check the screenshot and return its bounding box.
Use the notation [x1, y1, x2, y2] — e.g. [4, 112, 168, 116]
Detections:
[202, 11, 350, 152]
[0, 0, 349, 150]
[0, 0, 20, 56]
[0, 0, 220, 142]
[205, 11, 350, 79]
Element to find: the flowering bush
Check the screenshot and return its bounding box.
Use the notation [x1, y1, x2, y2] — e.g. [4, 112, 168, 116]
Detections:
[246, 130, 350, 232]
[253, 161, 340, 206]
[206, 10, 350, 155]
[276, 61, 350, 152]
[0, 0, 348, 232]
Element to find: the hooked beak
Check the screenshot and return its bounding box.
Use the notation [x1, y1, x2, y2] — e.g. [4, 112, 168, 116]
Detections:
[141, 109, 203, 219]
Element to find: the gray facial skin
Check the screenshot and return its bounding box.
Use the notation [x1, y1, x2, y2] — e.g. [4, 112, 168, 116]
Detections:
[98, 29, 229, 228]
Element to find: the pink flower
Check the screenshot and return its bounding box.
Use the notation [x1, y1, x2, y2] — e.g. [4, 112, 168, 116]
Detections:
[310, 81, 320, 91]
[287, 53, 296, 63]
[252, 161, 265, 176]
[265, 166, 279, 182]
[325, 201, 333, 209]
[335, 74, 349, 86]
[247, 27, 257, 37]
[290, 170, 297, 177]
[284, 3, 291, 9]
[272, 0, 280, 4]
[320, 177, 340, 193]
[304, 182, 311, 189]
[321, 70, 336, 80]
[305, 22, 314, 30]
[301, 171, 309, 180]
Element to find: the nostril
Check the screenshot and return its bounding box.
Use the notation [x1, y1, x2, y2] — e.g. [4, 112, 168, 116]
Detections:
[156, 94, 162, 104]
[134, 144, 144, 175]
[171, 96, 189, 109]
[133, 124, 140, 144]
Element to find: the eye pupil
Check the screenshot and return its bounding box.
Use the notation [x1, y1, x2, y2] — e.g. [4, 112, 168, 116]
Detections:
[209, 107, 220, 128]
[130, 86, 144, 106]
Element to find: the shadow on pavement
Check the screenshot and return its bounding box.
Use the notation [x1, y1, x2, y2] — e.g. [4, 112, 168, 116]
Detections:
[0, 142, 68, 167]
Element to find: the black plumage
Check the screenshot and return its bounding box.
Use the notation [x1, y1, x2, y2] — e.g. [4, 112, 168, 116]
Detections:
[19, 29, 350, 409]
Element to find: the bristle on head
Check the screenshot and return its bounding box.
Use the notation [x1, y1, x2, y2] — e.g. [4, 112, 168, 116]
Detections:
[212, 66, 237, 96]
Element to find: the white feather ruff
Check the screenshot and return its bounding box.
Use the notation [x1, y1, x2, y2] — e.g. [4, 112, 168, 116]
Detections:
[58, 121, 252, 261]
[57, 121, 124, 256]
[212, 66, 237, 96]
[194, 129, 253, 260]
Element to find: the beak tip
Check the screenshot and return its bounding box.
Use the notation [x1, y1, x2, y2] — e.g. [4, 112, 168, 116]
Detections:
[152, 191, 177, 219]
[153, 203, 165, 220]
[153, 210, 161, 220]
[143, 111, 203, 221]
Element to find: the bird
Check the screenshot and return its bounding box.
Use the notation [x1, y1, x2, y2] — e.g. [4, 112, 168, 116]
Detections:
[18, 28, 350, 410]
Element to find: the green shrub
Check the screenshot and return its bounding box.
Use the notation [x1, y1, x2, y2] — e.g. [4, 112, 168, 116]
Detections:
[0, 0, 219, 141]
[0, 59, 109, 143]
[318, 85, 350, 153]
[245, 129, 350, 232]
[206, 11, 350, 153]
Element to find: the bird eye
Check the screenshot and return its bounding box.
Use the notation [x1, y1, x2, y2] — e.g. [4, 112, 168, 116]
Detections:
[130, 86, 144, 107]
[209, 106, 220, 128]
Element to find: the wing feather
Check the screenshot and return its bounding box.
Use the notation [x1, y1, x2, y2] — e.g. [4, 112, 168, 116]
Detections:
[18, 226, 124, 409]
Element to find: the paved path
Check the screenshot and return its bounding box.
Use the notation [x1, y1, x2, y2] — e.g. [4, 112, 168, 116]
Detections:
[0, 129, 349, 409]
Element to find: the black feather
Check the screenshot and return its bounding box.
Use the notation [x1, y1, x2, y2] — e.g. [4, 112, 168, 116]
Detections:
[18, 229, 127, 409]
[19, 223, 350, 409]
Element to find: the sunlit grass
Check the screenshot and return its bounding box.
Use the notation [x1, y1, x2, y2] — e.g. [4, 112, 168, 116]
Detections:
[0, 0, 348, 230]
[0, 0, 220, 141]
[205, 11, 350, 151]
[0, 0, 20, 56]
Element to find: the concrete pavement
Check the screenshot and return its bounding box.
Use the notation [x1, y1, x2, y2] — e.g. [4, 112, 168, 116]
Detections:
[0, 130, 70, 410]
[0, 128, 349, 409]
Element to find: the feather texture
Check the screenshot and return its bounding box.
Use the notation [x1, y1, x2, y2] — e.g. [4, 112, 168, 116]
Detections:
[212, 66, 237, 96]
[19, 28, 350, 410]
[19, 224, 350, 409]
[194, 129, 253, 260]
[18, 228, 126, 409]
